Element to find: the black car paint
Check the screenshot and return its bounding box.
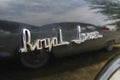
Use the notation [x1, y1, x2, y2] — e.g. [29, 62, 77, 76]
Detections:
[0, 20, 39, 58]
[0, 0, 120, 69]
[0, 20, 117, 59]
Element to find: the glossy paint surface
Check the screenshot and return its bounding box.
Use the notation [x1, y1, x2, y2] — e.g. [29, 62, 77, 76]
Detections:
[0, 0, 120, 56]
[0, 0, 116, 28]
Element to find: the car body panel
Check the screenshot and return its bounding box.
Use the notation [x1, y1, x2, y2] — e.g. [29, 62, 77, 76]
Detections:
[0, 20, 120, 58]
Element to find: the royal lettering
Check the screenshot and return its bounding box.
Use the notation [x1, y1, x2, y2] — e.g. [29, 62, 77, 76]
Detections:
[20, 28, 69, 53]
[20, 26, 103, 53]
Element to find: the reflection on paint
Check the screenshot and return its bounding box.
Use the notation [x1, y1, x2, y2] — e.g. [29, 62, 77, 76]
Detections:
[20, 25, 103, 53]
[0, 0, 108, 26]
[72, 25, 103, 44]
[20, 28, 69, 53]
